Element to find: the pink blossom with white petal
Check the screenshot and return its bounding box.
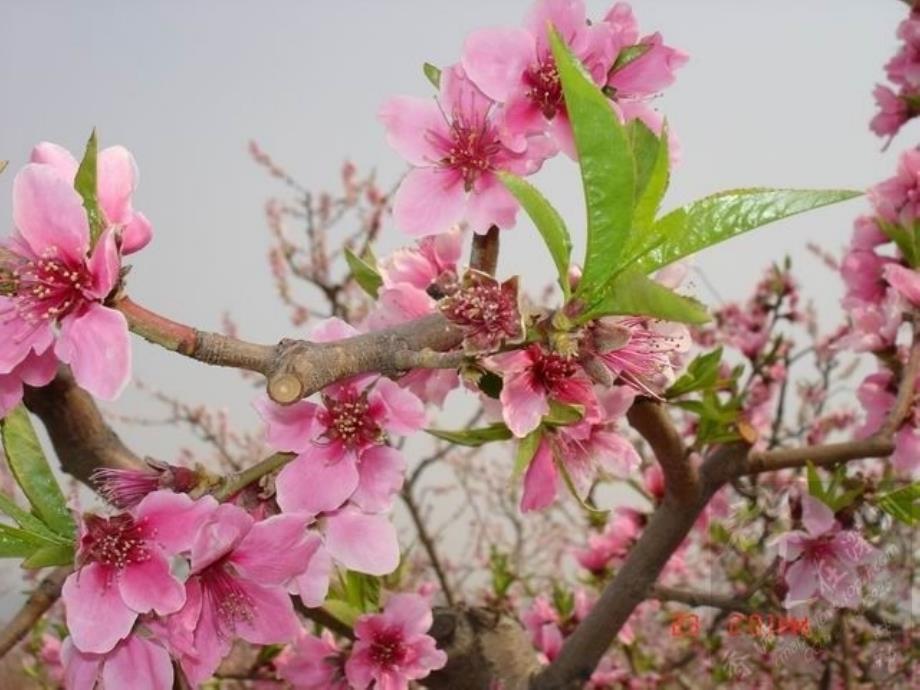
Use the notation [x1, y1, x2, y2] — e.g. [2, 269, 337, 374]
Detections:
[62, 490, 217, 654]
[380, 64, 555, 237]
[1, 163, 134, 400]
[345, 593, 447, 690]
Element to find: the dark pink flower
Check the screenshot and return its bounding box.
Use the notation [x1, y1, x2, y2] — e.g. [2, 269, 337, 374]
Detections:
[857, 369, 920, 477]
[62, 633, 173, 690]
[440, 271, 524, 352]
[869, 148, 920, 227]
[380, 65, 555, 236]
[345, 593, 447, 690]
[92, 460, 200, 510]
[494, 344, 598, 438]
[162, 504, 313, 686]
[1, 163, 132, 400]
[62, 490, 217, 654]
[275, 629, 349, 690]
[871, 85, 910, 137]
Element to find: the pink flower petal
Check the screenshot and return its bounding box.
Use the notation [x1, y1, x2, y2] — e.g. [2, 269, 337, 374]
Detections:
[372, 377, 426, 434]
[884, 263, 920, 307]
[63, 563, 137, 654]
[500, 370, 548, 438]
[801, 495, 835, 537]
[783, 558, 817, 606]
[190, 503, 253, 572]
[310, 317, 360, 343]
[276, 447, 359, 515]
[352, 445, 406, 513]
[96, 146, 137, 225]
[135, 490, 218, 555]
[61, 638, 102, 690]
[0, 373, 24, 418]
[324, 508, 400, 575]
[464, 175, 519, 233]
[379, 97, 450, 167]
[118, 552, 185, 615]
[393, 167, 465, 238]
[253, 394, 322, 453]
[30, 142, 78, 180]
[101, 635, 173, 690]
[292, 533, 333, 607]
[15, 347, 58, 387]
[231, 512, 312, 585]
[461, 27, 535, 102]
[56, 304, 131, 401]
[521, 437, 558, 512]
[12, 163, 89, 263]
[85, 228, 121, 300]
[121, 211, 153, 254]
[383, 593, 433, 637]
[234, 580, 300, 645]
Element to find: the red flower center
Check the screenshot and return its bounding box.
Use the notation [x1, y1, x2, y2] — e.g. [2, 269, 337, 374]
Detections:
[438, 117, 503, 192]
[201, 565, 255, 637]
[802, 535, 836, 562]
[524, 58, 564, 120]
[369, 627, 408, 669]
[81, 514, 151, 570]
[532, 349, 578, 389]
[8, 249, 91, 325]
[322, 388, 382, 450]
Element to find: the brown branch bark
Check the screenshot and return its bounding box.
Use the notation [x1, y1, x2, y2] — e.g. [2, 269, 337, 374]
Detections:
[650, 585, 755, 614]
[0, 566, 70, 658]
[627, 399, 698, 504]
[401, 488, 456, 607]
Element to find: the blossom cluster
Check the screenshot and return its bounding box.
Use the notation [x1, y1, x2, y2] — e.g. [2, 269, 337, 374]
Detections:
[872, 6, 920, 139]
[380, 0, 685, 238]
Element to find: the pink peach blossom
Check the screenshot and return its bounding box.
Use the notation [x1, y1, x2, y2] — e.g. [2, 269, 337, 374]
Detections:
[871, 85, 910, 137]
[30, 141, 153, 254]
[869, 148, 920, 228]
[62, 490, 217, 654]
[883, 262, 920, 306]
[62, 633, 173, 690]
[275, 629, 349, 690]
[380, 65, 554, 236]
[345, 593, 447, 690]
[0, 348, 57, 417]
[1, 163, 133, 400]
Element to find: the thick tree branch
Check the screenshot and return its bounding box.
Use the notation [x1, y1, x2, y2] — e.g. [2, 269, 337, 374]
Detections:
[650, 585, 756, 614]
[627, 399, 698, 504]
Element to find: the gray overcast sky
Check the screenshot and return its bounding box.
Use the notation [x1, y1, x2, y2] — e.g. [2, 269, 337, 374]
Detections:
[0, 0, 910, 610]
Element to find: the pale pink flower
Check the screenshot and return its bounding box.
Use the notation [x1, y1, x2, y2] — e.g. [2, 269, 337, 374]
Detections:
[378, 227, 463, 291]
[290, 506, 401, 607]
[39, 633, 65, 686]
[345, 593, 447, 690]
[0, 348, 57, 417]
[574, 508, 642, 574]
[256, 318, 424, 516]
[883, 262, 920, 306]
[775, 495, 876, 608]
[461, 0, 617, 156]
[494, 344, 598, 438]
[590, 317, 691, 396]
[1, 163, 132, 400]
[522, 596, 563, 663]
[162, 504, 312, 686]
[62, 633, 173, 690]
[62, 490, 217, 654]
[30, 141, 153, 254]
[275, 629, 349, 690]
[380, 64, 554, 236]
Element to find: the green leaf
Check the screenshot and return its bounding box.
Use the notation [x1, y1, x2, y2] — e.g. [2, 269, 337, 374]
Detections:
[426, 423, 512, 447]
[550, 27, 635, 300]
[543, 401, 584, 426]
[423, 62, 441, 89]
[498, 172, 572, 297]
[73, 129, 106, 246]
[578, 269, 709, 325]
[875, 482, 920, 525]
[21, 543, 74, 569]
[0, 524, 48, 558]
[634, 188, 862, 274]
[876, 218, 918, 268]
[321, 599, 361, 628]
[341, 570, 380, 613]
[0, 492, 69, 545]
[667, 347, 724, 398]
[1, 406, 76, 539]
[344, 247, 383, 298]
[629, 121, 670, 234]
[512, 428, 543, 480]
[806, 462, 825, 502]
[611, 43, 652, 73]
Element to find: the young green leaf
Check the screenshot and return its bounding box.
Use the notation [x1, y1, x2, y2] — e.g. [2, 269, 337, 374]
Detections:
[0, 492, 70, 545]
[875, 482, 920, 526]
[426, 423, 513, 447]
[610, 43, 652, 73]
[629, 121, 670, 234]
[634, 188, 862, 274]
[578, 269, 709, 325]
[423, 62, 442, 89]
[498, 172, 572, 297]
[21, 542, 74, 569]
[0, 406, 76, 539]
[512, 428, 543, 480]
[0, 524, 49, 558]
[344, 247, 383, 298]
[73, 129, 106, 246]
[549, 26, 635, 300]
[666, 347, 724, 398]
[321, 599, 361, 628]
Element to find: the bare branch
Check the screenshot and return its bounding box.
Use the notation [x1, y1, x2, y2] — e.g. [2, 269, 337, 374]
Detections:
[401, 488, 456, 607]
[0, 567, 69, 658]
[627, 399, 698, 504]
